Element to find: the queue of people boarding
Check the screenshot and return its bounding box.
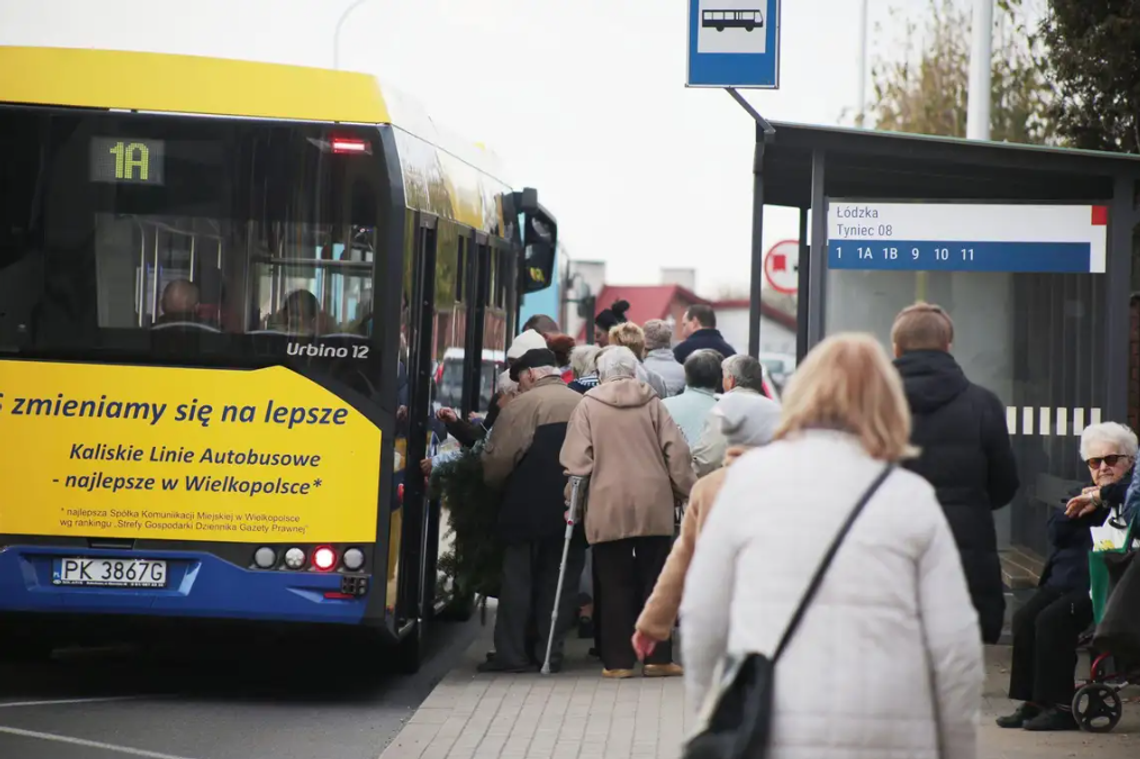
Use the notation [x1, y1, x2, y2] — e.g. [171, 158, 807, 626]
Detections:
[423, 299, 1139, 756]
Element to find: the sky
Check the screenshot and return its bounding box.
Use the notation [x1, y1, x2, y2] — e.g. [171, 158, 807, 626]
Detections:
[2, 0, 948, 297]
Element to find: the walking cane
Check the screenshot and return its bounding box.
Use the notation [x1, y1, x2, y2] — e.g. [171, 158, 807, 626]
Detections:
[541, 474, 586, 675]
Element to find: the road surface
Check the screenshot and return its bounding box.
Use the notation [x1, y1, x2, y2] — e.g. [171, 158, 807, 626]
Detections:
[0, 617, 481, 759]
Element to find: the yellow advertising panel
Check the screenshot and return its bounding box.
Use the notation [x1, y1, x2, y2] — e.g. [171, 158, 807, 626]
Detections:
[0, 360, 381, 543]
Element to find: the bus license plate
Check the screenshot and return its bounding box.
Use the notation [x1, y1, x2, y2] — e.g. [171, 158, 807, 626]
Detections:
[52, 558, 168, 588]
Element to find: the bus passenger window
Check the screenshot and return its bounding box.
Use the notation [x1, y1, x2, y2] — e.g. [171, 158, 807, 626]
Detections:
[94, 214, 226, 331]
[4, 113, 385, 359]
[251, 226, 375, 336]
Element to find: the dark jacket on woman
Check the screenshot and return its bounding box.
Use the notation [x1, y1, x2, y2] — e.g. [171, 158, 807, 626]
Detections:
[1042, 473, 1133, 592]
[568, 374, 599, 395]
[894, 349, 1020, 644]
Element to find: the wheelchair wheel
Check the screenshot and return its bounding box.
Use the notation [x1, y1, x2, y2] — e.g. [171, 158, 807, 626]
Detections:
[1072, 683, 1123, 733]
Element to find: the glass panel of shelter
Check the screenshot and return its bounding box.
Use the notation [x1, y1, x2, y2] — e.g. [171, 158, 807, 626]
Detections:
[824, 257, 1106, 560]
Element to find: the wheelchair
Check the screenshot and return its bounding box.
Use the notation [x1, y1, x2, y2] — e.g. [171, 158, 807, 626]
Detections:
[1072, 630, 1138, 731]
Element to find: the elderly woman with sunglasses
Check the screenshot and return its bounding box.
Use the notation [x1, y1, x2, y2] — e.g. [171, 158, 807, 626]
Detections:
[997, 421, 1137, 732]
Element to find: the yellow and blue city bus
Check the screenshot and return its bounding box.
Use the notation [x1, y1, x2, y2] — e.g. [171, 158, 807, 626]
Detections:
[0, 46, 558, 670]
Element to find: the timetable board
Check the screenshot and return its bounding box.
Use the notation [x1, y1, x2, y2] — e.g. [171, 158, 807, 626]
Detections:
[827, 202, 1108, 274]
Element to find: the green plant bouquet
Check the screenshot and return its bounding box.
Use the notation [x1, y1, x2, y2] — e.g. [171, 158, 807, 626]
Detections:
[429, 439, 503, 617]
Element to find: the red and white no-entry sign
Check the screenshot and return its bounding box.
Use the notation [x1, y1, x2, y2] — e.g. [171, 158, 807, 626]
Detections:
[763, 239, 799, 294]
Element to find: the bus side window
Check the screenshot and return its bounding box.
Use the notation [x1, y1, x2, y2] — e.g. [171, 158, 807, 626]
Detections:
[0, 112, 45, 347]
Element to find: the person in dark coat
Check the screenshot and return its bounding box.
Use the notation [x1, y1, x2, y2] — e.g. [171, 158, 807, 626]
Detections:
[672, 304, 736, 364]
[434, 385, 510, 449]
[997, 422, 1135, 731]
[891, 303, 1019, 645]
[479, 347, 584, 673]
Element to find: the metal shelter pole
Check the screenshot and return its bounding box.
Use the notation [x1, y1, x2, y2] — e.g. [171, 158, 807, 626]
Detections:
[1107, 177, 1137, 423]
[726, 88, 776, 135]
[748, 141, 766, 358]
[806, 150, 827, 350]
[725, 88, 776, 358]
[796, 208, 810, 363]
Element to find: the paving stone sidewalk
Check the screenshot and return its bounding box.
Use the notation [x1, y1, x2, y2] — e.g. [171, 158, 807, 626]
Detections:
[379, 618, 1138, 759]
[977, 644, 1139, 759]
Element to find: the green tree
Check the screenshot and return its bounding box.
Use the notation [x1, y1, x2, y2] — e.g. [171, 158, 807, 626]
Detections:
[866, 0, 1057, 144]
[1042, 1, 1140, 153]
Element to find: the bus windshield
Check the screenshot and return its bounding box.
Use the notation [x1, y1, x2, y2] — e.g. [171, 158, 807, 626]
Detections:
[0, 108, 385, 366]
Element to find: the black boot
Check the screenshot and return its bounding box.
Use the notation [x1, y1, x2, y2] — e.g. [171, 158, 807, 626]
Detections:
[995, 702, 1041, 728]
[1022, 706, 1079, 731]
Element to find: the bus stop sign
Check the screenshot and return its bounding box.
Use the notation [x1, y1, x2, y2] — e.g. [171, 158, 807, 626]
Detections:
[686, 0, 782, 88]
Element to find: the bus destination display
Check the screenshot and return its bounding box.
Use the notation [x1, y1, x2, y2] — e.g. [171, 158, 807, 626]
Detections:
[826, 202, 1108, 274]
[90, 137, 166, 185]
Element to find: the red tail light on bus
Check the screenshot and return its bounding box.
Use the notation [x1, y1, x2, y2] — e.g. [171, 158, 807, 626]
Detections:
[312, 545, 338, 571]
[331, 138, 369, 154]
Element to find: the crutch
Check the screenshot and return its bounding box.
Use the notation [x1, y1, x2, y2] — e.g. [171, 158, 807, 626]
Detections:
[541, 474, 587, 675]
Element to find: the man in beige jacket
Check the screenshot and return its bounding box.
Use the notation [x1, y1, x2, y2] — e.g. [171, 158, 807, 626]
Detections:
[479, 347, 584, 674]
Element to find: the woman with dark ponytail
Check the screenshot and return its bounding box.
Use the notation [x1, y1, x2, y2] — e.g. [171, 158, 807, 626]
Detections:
[593, 299, 630, 346]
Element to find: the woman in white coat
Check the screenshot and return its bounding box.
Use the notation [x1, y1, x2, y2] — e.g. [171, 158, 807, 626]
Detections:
[681, 333, 984, 759]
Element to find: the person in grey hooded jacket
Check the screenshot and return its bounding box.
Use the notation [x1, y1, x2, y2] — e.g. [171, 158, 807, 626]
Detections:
[691, 354, 778, 477]
[642, 319, 685, 397]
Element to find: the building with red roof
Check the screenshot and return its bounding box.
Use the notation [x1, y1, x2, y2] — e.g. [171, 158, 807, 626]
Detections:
[561, 261, 797, 358]
[574, 283, 794, 351]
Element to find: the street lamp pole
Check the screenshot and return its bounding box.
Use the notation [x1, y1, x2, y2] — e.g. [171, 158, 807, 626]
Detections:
[966, 0, 993, 140]
[856, 0, 868, 127]
[333, 0, 371, 70]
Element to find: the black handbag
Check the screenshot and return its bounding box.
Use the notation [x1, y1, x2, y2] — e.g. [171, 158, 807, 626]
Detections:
[681, 464, 895, 759]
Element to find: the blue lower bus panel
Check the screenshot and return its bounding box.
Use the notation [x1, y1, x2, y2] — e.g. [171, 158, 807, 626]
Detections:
[0, 546, 367, 624]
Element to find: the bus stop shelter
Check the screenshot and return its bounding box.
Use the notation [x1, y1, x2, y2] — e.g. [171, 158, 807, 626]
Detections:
[749, 122, 1140, 566]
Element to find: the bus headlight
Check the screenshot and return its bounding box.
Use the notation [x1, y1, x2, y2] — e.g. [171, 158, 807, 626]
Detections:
[284, 547, 306, 570]
[343, 548, 365, 571]
[253, 547, 277, 569]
